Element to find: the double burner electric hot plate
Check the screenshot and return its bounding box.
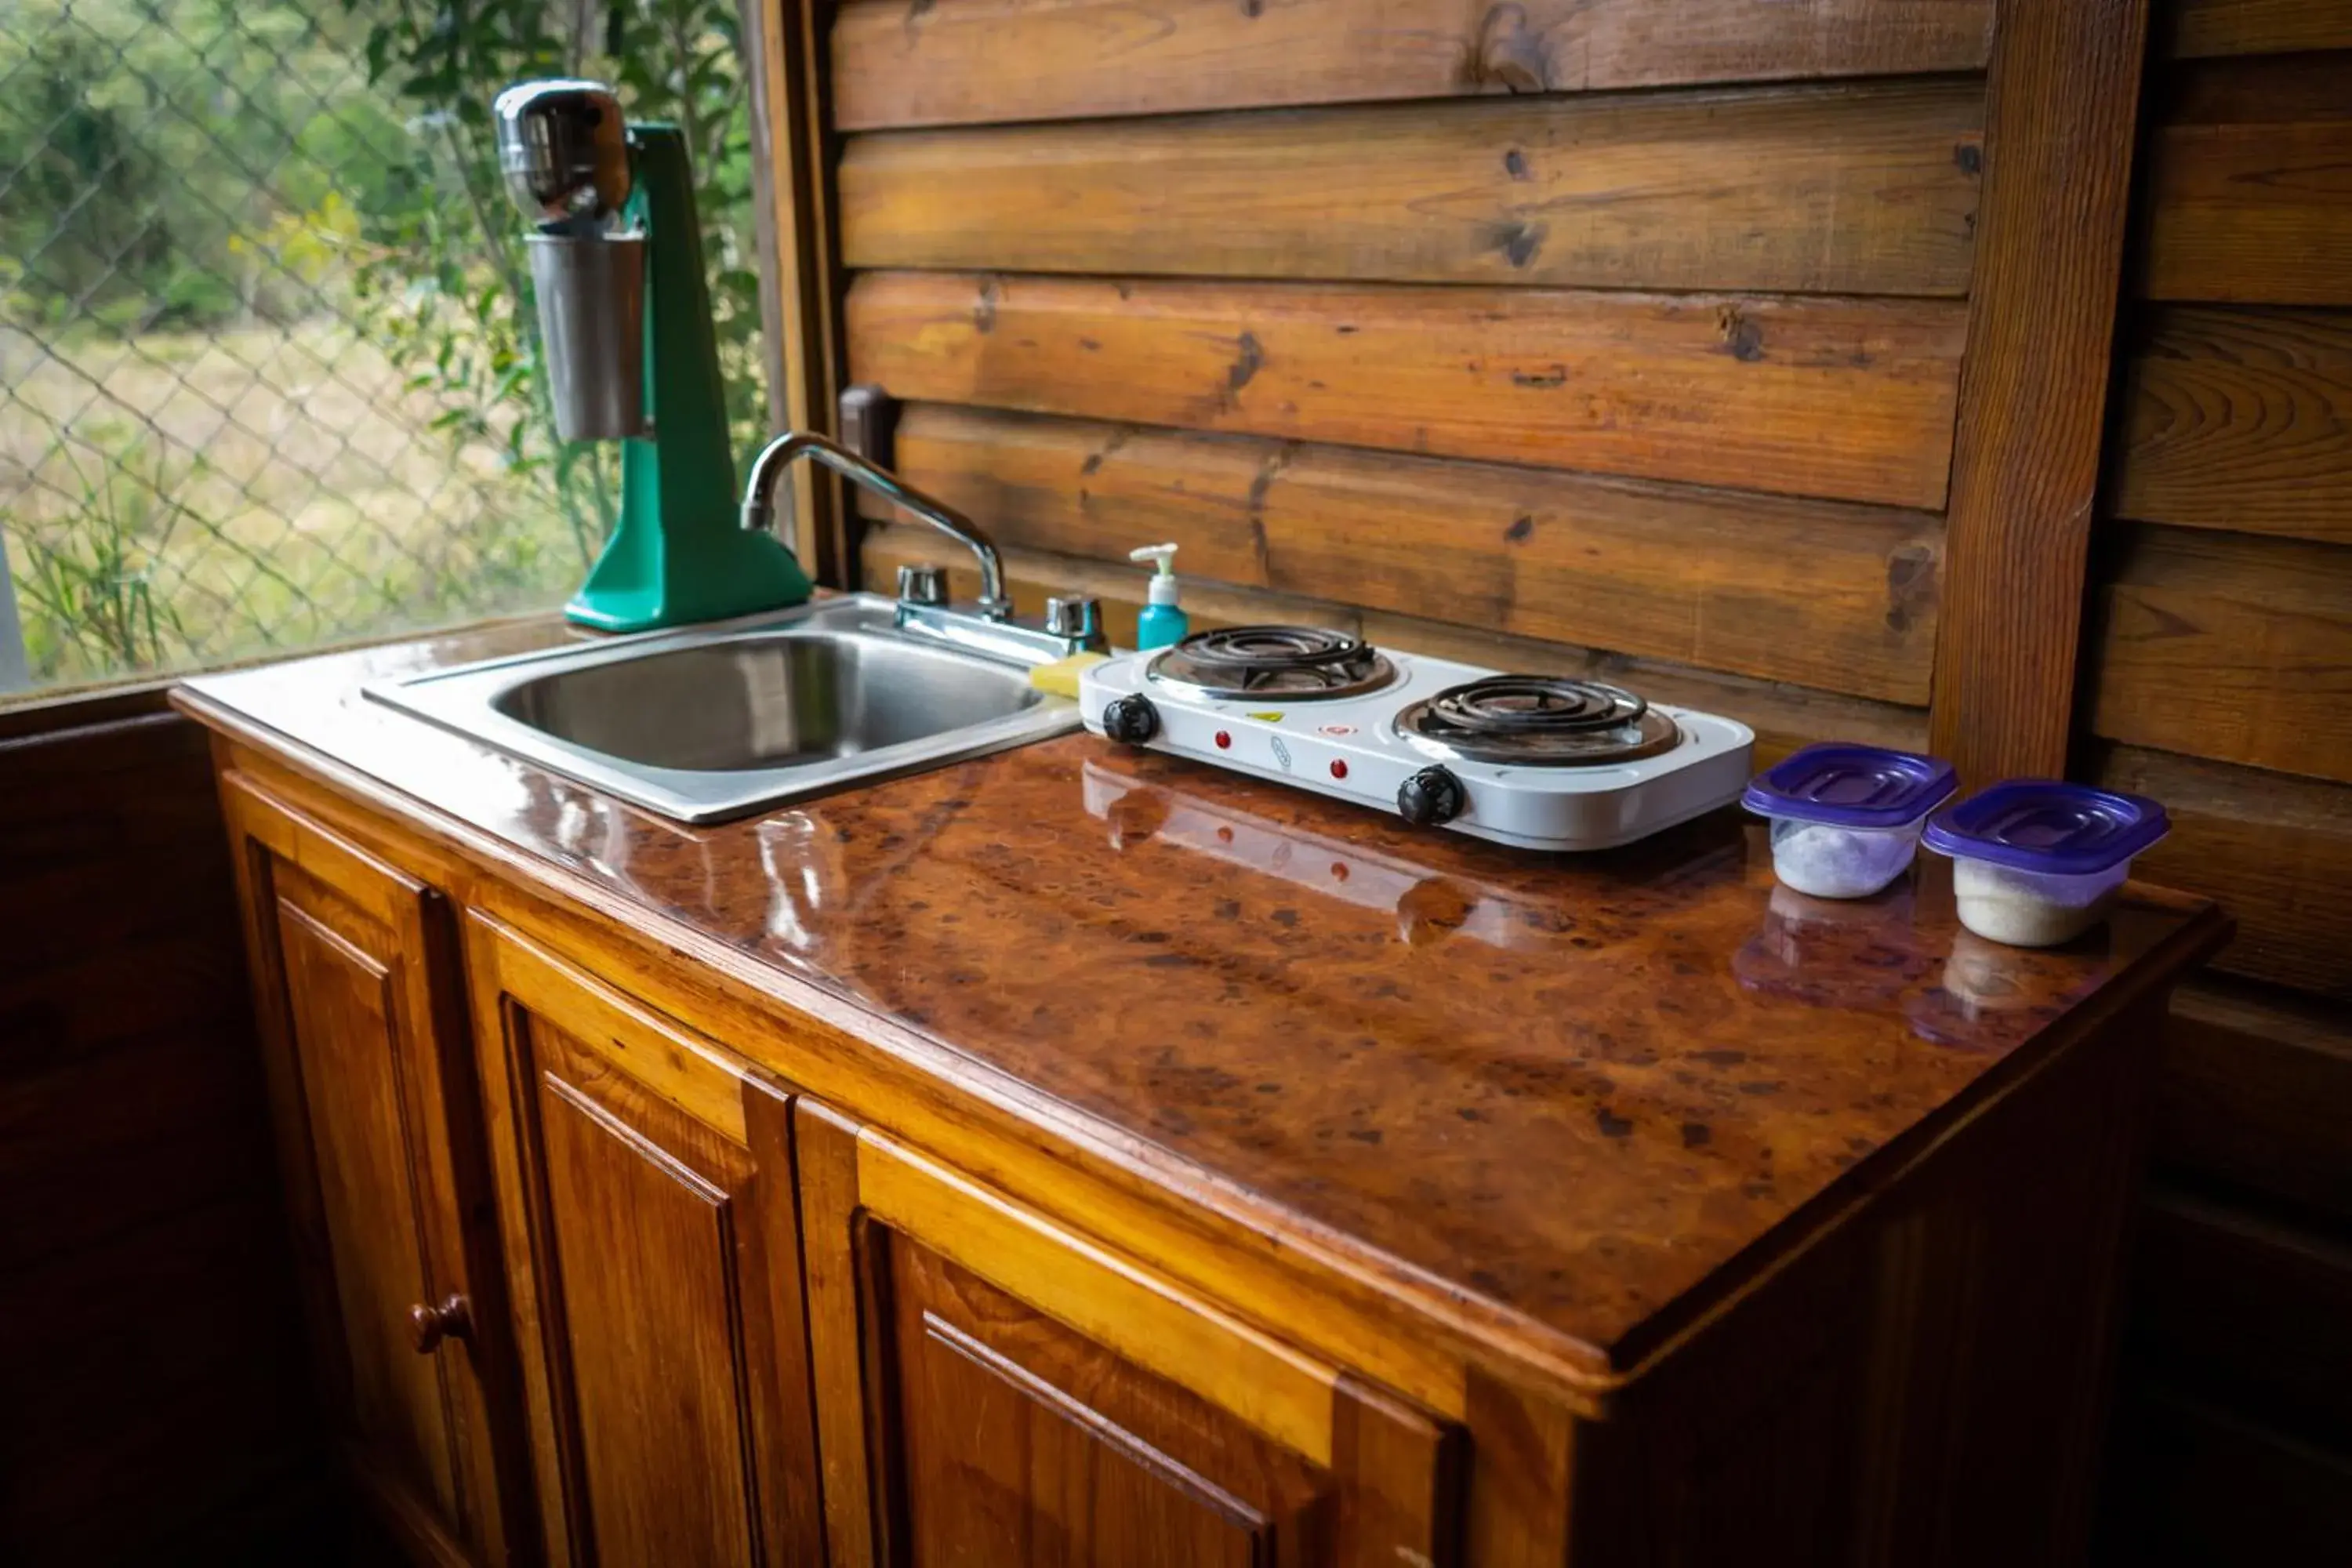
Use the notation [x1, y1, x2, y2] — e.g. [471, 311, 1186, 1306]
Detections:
[1081, 626, 1754, 851]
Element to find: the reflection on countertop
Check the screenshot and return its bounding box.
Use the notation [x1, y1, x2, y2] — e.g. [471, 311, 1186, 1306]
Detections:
[177, 621, 2219, 1361]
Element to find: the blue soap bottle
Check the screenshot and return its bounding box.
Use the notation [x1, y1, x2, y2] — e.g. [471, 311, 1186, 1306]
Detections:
[1131, 543, 1189, 649]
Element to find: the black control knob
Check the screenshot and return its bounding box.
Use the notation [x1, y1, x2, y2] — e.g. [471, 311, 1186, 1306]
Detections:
[1396, 765, 1466, 827]
[1100, 694, 1160, 745]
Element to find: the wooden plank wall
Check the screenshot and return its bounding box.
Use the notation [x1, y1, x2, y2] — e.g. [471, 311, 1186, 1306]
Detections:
[829, 0, 2005, 764]
[0, 695, 332, 1561]
[2091, 2, 2352, 1558]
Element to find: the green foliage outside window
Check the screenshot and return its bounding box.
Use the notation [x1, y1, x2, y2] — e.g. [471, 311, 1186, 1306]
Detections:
[0, 0, 768, 688]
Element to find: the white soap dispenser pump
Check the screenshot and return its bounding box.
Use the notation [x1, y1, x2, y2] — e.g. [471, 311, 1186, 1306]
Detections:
[1130, 543, 1188, 649]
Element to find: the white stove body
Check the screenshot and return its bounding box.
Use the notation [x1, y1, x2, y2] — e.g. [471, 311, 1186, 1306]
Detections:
[1079, 647, 1755, 852]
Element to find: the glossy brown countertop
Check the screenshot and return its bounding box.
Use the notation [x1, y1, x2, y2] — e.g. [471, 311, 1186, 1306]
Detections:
[177, 619, 2220, 1371]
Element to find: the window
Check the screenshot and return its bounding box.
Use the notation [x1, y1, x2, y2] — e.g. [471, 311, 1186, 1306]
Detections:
[2, 0, 767, 693]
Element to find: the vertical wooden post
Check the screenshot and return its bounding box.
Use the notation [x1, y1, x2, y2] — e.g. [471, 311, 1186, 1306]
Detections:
[1929, 0, 2152, 783]
[742, 0, 850, 588]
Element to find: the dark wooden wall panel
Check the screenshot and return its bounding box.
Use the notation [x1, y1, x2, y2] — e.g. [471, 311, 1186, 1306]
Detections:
[835, 0, 1989, 773]
[2163, 0, 2352, 55]
[862, 521, 1929, 767]
[2142, 120, 2352, 306]
[2155, 981, 2352, 1222]
[847, 271, 1968, 510]
[2139, 51, 2352, 306]
[2086, 524, 2352, 782]
[2099, 19, 2352, 1555]
[2128, 1185, 2352, 1443]
[0, 700, 328, 1562]
[831, 0, 1995, 129]
[840, 80, 1983, 296]
[868, 404, 1943, 702]
[2092, 744, 2352, 1000]
[2115, 306, 2352, 543]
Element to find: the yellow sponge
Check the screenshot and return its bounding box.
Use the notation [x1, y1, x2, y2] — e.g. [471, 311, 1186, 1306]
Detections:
[1028, 650, 1109, 699]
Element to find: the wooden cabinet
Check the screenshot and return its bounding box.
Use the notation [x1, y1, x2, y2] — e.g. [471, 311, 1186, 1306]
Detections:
[219, 773, 522, 1564]
[793, 1103, 1460, 1567]
[462, 913, 825, 1566]
[223, 760, 1446, 1568]
[203, 736, 2202, 1568]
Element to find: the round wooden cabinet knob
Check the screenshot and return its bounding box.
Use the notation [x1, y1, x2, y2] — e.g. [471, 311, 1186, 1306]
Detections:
[407, 1293, 472, 1354]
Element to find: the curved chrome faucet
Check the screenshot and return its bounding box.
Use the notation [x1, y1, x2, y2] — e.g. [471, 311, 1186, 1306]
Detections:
[739, 430, 1010, 618]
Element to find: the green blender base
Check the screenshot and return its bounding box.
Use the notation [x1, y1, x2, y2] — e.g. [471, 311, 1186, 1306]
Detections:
[566, 123, 811, 633]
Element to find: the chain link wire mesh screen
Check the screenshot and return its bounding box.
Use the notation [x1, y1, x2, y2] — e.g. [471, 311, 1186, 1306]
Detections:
[0, 0, 766, 691]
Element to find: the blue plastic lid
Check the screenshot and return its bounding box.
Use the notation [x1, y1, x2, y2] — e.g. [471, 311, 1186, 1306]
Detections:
[1922, 780, 2169, 876]
[1740, 743, 1958, 829]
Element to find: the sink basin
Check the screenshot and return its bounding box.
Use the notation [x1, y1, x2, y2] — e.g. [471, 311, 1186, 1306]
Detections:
[369, 595, 1078, 822]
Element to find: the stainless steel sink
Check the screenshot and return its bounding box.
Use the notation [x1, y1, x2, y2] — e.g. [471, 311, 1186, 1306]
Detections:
[368, 595, 1078, 822]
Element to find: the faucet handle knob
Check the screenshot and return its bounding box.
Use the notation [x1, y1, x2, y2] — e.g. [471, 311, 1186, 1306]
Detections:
[896, 563, 948, 607]
[1045, 596, 1102, 641]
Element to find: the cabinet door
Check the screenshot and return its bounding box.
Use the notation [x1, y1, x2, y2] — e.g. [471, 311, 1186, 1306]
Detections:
[464, 913, 825, 1567]
[796, 1102, 1461, 1568]
[220, 773, 522, 1565]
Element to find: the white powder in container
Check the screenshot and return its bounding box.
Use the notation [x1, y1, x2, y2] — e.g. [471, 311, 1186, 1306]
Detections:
[1769, 820, 1921, 899]
[1951, 858, 2129, 947]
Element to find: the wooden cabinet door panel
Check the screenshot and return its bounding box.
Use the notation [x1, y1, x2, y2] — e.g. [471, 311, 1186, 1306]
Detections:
[892, 1242, 1322, 1566]
[466, 913, 823, 1568]
[797, 1103, 1460, 1568]
[220, 772, 521, 1565]
[275, 892, 463, 1519]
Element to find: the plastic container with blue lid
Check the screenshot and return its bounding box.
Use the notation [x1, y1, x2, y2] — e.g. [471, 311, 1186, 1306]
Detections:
[1741, 744, 1959, 898]
[1922, 781, 2170, 946]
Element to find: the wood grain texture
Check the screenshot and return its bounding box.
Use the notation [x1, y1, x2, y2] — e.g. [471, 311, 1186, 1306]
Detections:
[1571, 990, 2168, 1566]
[2114, 304, 2352, 543]
[2127, 1184, 2352, 1445]
[885, 1237, 1334, 1566]
[463, 916, 824, 1568]
[180, 625, 2226, 1381]
[271, 894, 466, 1530]
[858, 520, 1931, 764]
[2154, 979, 2352, 1221]
[802, 1108, 1460, 1566]
[2162, 0, 2352, 56]
[1927, 0, 2149, 782]
[2154, 47, 2352, 125]
[2086, 523, 2352, 782]
[857, 1127, 1344, 1467]
[214, 728, 1477, 1428]
[222, 777, 531, 1566]
[840, 79, 1984, 296]
[174, 626, 2231, 1560]
[0, 707, 325, 1563]
[786, 1101, 881, 1568]
[2090, 743, 2352, 999]
[845, 271, 1969, 509]
[1333, 1377, 1461, 1566]
[2142, 115, 2352, 306]
[746, 0, 851, 583]
[867, 404, 1944, 702]
[532, 1053, 763, 1567]
[830, 0, 1995, 130]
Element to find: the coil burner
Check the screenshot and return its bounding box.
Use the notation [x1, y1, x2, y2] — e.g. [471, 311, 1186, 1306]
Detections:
[1145, 625, 1396, 702]
[1394, 677, 1682, 766]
